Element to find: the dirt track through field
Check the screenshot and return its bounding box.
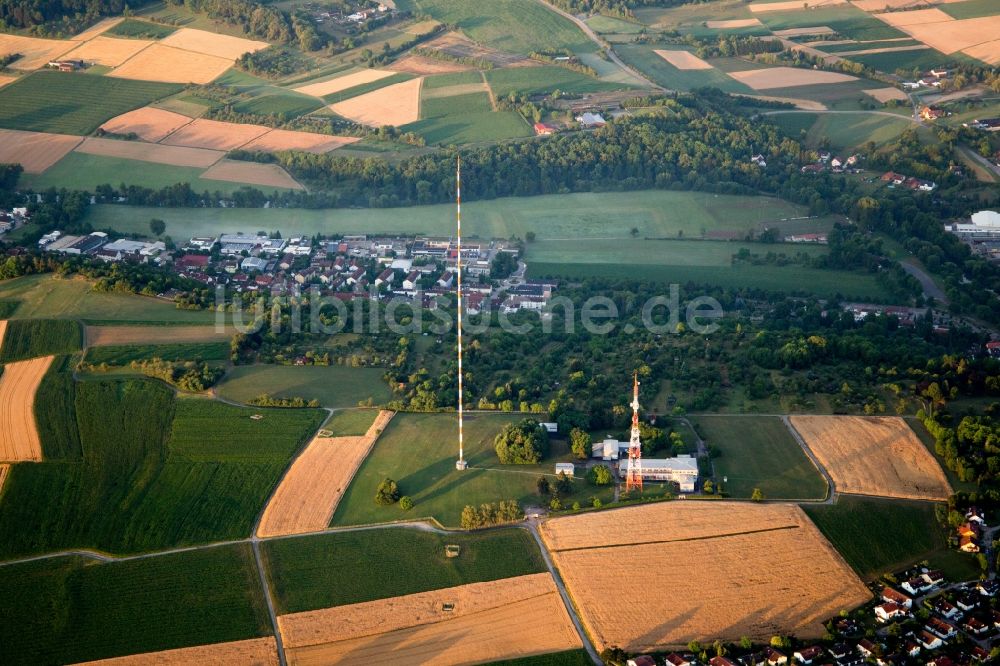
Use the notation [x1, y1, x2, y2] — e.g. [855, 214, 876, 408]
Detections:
[75, 137, 223, 168]
[0, 355, 53, 462]
[277, 573, 581, 665]
[85, 325, 230, 347]
[201, 160, 304, 190]
[73, 637, 279, 665]
[329, 78, 423, 127]
[789, 416, 952, 500]
[0, 129, 82, 173]
[540, 502, 870, 651]
[100, 107, 194, 143]
[257, 411, 393, 538]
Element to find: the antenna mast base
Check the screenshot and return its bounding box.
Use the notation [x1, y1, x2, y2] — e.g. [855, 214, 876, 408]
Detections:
[455, 459, 468, 471]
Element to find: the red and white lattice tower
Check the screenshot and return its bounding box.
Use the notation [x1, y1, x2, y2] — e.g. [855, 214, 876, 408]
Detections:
[455, 156, 467, 471]
[625, 372, 643, 493]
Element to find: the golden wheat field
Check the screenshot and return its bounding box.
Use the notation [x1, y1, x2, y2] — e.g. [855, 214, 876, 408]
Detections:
[0, 355, 54, 462]
[864, 87, 911, 102]
[653, 49, 713, 70]
[61, 36, 153, 67]
[789, 416, 952, 500]
[706, 18, 762, 29]
[100, 107, 194, 143]
[110, 43, 232, 84]
[963, 40, 1000, 66]
[0, 319, 6, 351]
[240, 129, 359, 155]
[258, 411, 393, 538]
[388, 54, 472, 75]
[75, 137, 224, 168]
[278, 574, 581, 666]
[201, 160, 303, 190]
[293, 68, 396, 98]
[159, 27, 269, 60]
[0, 463, 10, 496]
[329, 77, 423, 127]
[0, 129, 82, 173]
[73, 637, 279, 665]
[162, 118, 271, 151]
[540, 502, 870, 651]
[0, 33, 79, 70]
[896, 17, 1000, 54]
[728, 66, 857, 89]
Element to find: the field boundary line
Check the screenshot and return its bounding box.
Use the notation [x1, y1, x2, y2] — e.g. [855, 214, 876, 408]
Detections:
[154, 114, 197, 144]
[481, 70, 498, 111]
[781, 415, 835, 504]
[252, 539, 287, 666]
[548, 523, 801, 553]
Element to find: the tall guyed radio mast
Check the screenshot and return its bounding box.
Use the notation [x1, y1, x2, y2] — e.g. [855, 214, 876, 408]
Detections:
[625, 373, 643, 493]
[455, 156, 467, 471]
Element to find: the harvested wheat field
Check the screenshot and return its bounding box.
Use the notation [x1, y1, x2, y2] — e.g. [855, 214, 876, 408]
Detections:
[258, 411, 393, 538]
[110, 43, 232, 84]
[85, 324, 230, 347]
[0, 355, 53, 462]
[838, 44, 930, 55]
[61, 36, 154, 67]
[0, 34, 79, 71]
[728, 66, 857, 90]
[864, 86, 909, 102]
[278, 573, 581, 666]
[74, 637, 279, 665]
[163, 118, 270, 151]
[100, 107, 193, 143]
[789, 416, 952, 500]
[0, 463, 9, 497]
[874, 7, 952, 27]
[0, 319, 6, 352]
[653, 49, 713, 70]
[75, 137, 223, 168]
[706, 18, 762, 29]
[743, 94, 827, 110]
[240, 129, 359, 155]
[0, 74, 15, 88]
[201, 160, 303, 190]
[293, 68, 396, 98]
[899, 17, 1000, 53]
[0, 129, 82, 173]
[773, 26, 836, 37]
[964, 40, 1000, 66]
[160, 28, 268, 60]
[540, 502, 870, 651]
[388, 54, 471, 75]
[422, 82, 490, 99]
[852, 0, 942, 9]
[749, 0, 846, 11]
[330, 77, 423, 127]
[70, 17, 125, 41]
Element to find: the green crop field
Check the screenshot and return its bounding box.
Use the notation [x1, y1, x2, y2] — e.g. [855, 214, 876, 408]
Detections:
[586, 14, 645, 34]
[615, 45, 751, 93]
[749, 79, 894, 111]
[216, 364, 391, 408]
[941, 0, 1000, 19]
[262, 527, 546, 613]
[804, 496, 980, 581]
[232, 91, 324, 118]
[489, 650, 594, 666]
[423, 71, 486, 89]
[321, 408, 379, 436]
[816, 39, 923, 54]
[404, 111, 532, 145]
[768, 111, 916, 150]
[321, 72, 414, 103]
[0, 71, 182, 135]
[34, 355, 82, 460]
[849, 50, 955, 76]
[333, 412, 612, 527]
[484, 66, 627, 97]
[421, 91, 494, 118]
[0, 318, 82, 362]
[81, 190, 837, 241]
[0, 299, 17, 318]
[0, 275, 219, 323]
[85, 342, 231, 365]
[0, 379, 323, 557]
[106, 18, 177, 38]
[526, 237, 828, 267]
[694, 416, 826, 500]
[395, 0, 595, 54]
[756, 6, 906, 41]
[0, 545, 271, 665]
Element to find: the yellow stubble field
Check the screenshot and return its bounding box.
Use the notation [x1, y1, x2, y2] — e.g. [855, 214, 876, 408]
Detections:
[162, 118, 271, 151]
[74, 137, 224, 168]
[201, 160, 304, 190]
[293, 68, 397, 98]
[0, 355, 54, 462]
[61, 36, 153, 67]
[329, 78, 423, 127]
[0, 34, 78, 70]
[159, 27, 269, 60]
[74, 637, 279, 665]
[0, 129, 82, 173]
[100, 107, 194, 143]
[110, 43, 232, 84]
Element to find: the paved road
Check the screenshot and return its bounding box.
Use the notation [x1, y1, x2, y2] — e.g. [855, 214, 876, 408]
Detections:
[900, 259, 948, 304]
[960, 144, 1000, 180]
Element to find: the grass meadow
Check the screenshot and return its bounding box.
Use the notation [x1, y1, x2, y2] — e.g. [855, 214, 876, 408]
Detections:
[404, 111, 532, 145]
[262, 527, 546, 613]
[321, 72, 414, 104]
[804, 496, 981, 581]
[232, 91, 324, 118]
[0, 71, 181, 135]
[614, 45, 752, 93]
[768, 111, 916, 150]
[216, 364, 391, 408]
[0, 318, 82, 362]
[106, 18, 177, 39]
[484, 66, 628, 97]
[321, 408, 380, 436]
[693, 416, 826, 500]
[0, 545, 271, 665]
[85, 341, 231, 365]
[756, 6, 906, 41]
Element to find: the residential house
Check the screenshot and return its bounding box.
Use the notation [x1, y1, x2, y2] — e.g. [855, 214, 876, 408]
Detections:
[534, 122, 558, 136]
[875, 602, 907, 622]
[921, 570, 945, 587]
[927, 617, 957, 639]
[402, 270, 420, 291]
[972, 646, 991, 662]
[241, 257, 268, 272]
[765, 648, 787, 665]
[436, 271, 454, 288]
[931, 597, 959, 620]
[175, 254, 210, 272]
[921, 106, 946, 120]
[919, 631, 943, 650]
[881, 171, 906, 185]
[800, 163, 825, 174]
[964, 617, 989, 636]
[576, 112, 606, 127]
[956, 593, 978, 612]
[711, 658, 738, 666]
[903, 641, 921, 658]
[794, 647, 822, 664]
[751, 154, 767, 167]
[375, 268, 394, 287]
[978, 580, 999, 597]
[629, 658, 657, 666]
[857, 640, 878, 658]
[665, 654, 690, 666]
[901, 576, 929, 595]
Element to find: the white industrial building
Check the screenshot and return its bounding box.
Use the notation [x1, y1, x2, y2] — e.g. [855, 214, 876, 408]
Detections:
[946, 210, 1000, 238]
[616, 455, 698, 492]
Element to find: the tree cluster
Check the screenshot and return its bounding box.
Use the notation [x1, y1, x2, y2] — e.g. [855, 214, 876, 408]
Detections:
[459, 500, 523, 528]
[494, 419, 549, 464]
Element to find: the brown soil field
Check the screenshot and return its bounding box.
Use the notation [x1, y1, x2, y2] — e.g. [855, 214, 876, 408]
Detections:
[900, 18, 1000, 53]
[278, 573, 581, 666]
[964, 40, 1000, 66]
[864, 86, 910, 102]
[0, 74, 15, 88]
[70, 17, 125, 41]
[749, 0, 846, 12]
[789, 416, 953, 500]
[110, 43, 232, 84]
[874, 7, 952, 26]
[387, 54, 473, 75]
[240, 129, 360, 154]
[706, 18, 763, 29]
[293, 68, 397, 98]
[74, 637, 279, 665]
[201, 160, 304, 190]
[257, 411, 393, 538]
[541, 502, 870, 651]
[728, 66, 857, 89]
[85, 324, 231, 347]
[422, 32, 534, 69]
[159, 28, 269, 60]
[773, 26, 836, 37]
[0, 356, 54, 462]
[330, 77, 423, 127]
[653, 49, 714, 70]
[838, 44, 930, 55]
[0, 129, 82, 173]
[0, 464, 9, 497]
[421, 82, 489, 99]
[0, 34, 79, 71]
[75, 137, 224, 168]
[61, 36, 154, 67]
[162, 118, 271, 151]
[743, 94, 828, 110]
[100, 107, 194, 143]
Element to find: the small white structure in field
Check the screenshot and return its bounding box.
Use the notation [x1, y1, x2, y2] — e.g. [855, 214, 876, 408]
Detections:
[555, 462, 575, 476]
[540, 422, 558, 433]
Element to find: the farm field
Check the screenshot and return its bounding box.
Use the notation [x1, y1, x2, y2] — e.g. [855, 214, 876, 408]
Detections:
[694, 416, 826, 499]
[81, 190, 840, 241]
[0, 546, 272, 665]
[0, 71, 182, 135]
[106, 17, 177, 39]
[85, 323, 229, 347]
[74, 137, 224, 168]
[277, 574, 581, 666]
[728, 66, 859, 90]
[0, 129, 82, 173]
[85, 342, 230, 365]
[0, 356, 53, 462]
[240, 129, 359, 154]
[261, 527, 547, 612]
[405, 110, 532, 145]
[77, 638, 278, 665]
[615, 45, 752, 93]
[541, 501, 870, 651]
[230, 91, 324, 119]
[162, 118, 271, 151]
[318, 72, 415, 104]
[0, 318, 82, 362]
[804, 496, 981, 581]
[257, 410, 394, 538]
[768, 111, 916, 149]
[332, 412, 611, 528]
[99, 106, 194, 142]
[789, 416, 953, 500]
[32, 355, 82, 460]
[158, 27, 268, 60]
[201, 159, 304, 190]
[329, 77, 423, 126]
[109, 43, 233, 84]
[61, 35, 153, 66]
[216, 364, 391, 408]
[484, 65, 632, 96]
[292, 67, 396, 97]
[756, 5, 907, 41]
[0, 33, 78, 70]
